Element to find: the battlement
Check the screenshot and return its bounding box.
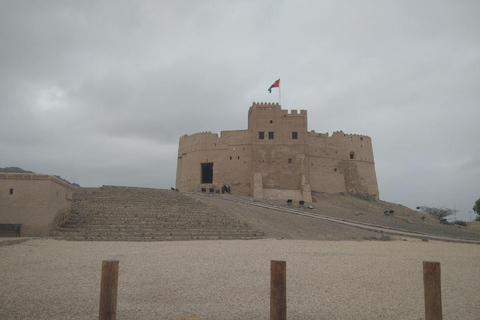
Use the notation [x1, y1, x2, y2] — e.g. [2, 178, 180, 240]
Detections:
[288, 109, 307, 115]
[332, 131, 371, 139]
[249, 102, 307, 116]
[251, 102, 280, 108]
[309, 131, 370, 140]
[181, 131, 219, 139]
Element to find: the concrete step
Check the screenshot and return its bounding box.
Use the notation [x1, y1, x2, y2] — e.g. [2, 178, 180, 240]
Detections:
[66, 214, 231, 219]
[52, 186, 264, 242]
[50, 230, 261, 238]
[55, 225, 255, 232]
[63, 219, 243, 226]
[52, 235, 260, 241]
[58, 222, 248, 229]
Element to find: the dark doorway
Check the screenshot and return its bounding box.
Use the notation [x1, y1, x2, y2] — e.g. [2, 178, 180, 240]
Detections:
[201, 163, 213, 183]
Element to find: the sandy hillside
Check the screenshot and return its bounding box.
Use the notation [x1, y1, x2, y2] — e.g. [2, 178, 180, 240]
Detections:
[193, 193, 480, 241]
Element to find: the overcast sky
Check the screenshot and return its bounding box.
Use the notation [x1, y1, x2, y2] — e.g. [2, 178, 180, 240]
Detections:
[1, 1, 479, 219]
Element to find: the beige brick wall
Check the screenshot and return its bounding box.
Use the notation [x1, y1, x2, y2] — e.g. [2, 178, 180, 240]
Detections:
[0, 174, 75, 236]
[176, 103, 379, 202]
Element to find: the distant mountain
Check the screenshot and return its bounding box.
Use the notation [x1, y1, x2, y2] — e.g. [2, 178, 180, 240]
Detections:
[53, 175, 81, 187]
[0, 167, 80, 187]
[0, 167, 34, 173]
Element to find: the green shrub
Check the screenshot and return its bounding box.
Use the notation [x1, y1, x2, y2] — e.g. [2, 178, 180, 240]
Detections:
[473, 197, 480, 215]
[454, 220, 467, 226]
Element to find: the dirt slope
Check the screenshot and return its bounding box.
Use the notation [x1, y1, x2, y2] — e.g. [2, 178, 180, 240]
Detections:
[191, 192, 480, 241]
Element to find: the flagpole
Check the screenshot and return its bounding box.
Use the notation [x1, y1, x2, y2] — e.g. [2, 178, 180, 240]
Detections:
[279, 77, 281, 106]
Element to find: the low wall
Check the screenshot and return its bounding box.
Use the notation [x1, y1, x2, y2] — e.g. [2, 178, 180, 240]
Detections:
[0, 173, 76, 236]
[263, 189, 304, 201]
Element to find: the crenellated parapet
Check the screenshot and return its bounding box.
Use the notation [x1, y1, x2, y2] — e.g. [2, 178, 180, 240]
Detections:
[178, 132, 220, 156]
[307, 130, 375, 163]
[251, 102, 280, 107]
[250, 102, 307, 116]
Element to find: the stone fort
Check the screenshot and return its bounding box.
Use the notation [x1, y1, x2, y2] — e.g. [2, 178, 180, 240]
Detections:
[176, 103, 379, 202]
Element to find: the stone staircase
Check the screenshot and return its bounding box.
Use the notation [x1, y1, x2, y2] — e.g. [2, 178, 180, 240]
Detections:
[50, 186, 263, 241]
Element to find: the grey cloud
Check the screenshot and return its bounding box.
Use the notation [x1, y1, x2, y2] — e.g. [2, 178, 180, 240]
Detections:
[1, 1, 479, 216]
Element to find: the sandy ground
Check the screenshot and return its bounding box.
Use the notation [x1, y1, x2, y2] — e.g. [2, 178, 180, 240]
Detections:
[193, 194, 376, 241]
[1, 238, 479, 320]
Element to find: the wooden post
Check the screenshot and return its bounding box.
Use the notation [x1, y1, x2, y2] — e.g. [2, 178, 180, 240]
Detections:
[99, 260, 119, 320]
[423, 261, 442, 320]
[270, 260, 287, 320]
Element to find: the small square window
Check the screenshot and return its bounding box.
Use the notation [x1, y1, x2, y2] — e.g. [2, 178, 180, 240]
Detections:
[9, 188, 14, 195]
[292, 132, 298, 139]
[288, 159, 292, 164]
[270, 120, 273, 124]
[334, 168, 337, 172]
[268, 132, 274, 139]
[259, 132, 265, 139]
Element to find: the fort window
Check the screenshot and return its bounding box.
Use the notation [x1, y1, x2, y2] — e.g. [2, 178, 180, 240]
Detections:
[292, 132, 298, 139]
[9, 188, 14, 195]
[259, 132, 265, 139]
[360, 137, 363, 141]
[334, 168, 337, 172]
[288, 158, 292, 164]
[238, 156, 240, 159]
[230, 156, 232, 160]
[270, 120, 273, 124]
[268, 132, 274, 139]
[200, 163, 213, 184]
[350, 152, 355, 160]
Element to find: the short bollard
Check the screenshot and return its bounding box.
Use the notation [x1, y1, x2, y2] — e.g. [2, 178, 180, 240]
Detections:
[99, 260, 119, 320]
[271, 260, 287, 320]
[423, 261, 442, 320]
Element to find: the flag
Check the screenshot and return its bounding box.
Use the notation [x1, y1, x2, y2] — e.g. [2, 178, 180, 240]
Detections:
[268, 79, 280, 93]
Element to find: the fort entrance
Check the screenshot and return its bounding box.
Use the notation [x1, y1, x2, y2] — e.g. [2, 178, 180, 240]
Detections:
[201, 163, 213, 184]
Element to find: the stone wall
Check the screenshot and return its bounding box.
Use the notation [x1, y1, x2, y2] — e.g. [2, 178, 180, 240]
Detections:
[176, 130, 252, 195]
[0, 173, 76, 236]
[307, 130, 379, 199]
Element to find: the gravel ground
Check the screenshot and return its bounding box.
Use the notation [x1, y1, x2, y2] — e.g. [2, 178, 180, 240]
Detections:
[1, 238, 479, 320]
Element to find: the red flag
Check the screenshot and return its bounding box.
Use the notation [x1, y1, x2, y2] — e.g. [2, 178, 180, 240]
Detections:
[268, 79, 280, 93]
